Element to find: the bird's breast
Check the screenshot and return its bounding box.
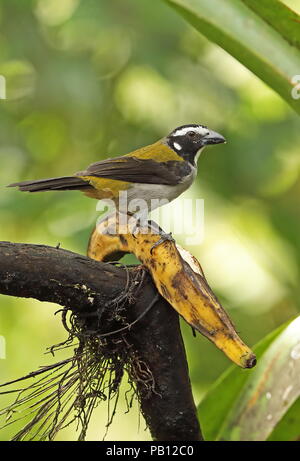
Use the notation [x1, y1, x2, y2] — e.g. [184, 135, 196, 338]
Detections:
[125, 164, 196, 211]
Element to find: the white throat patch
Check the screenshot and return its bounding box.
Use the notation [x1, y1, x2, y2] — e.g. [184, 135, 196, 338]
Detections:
[173, 126, 209, 137]
[195, 146, 204, 163]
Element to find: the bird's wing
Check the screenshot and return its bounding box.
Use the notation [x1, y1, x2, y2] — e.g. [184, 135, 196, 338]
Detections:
[77, 156, 191, 186]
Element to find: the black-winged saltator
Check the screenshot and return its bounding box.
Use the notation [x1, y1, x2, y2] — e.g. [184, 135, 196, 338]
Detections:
[8, 124, 225, 212]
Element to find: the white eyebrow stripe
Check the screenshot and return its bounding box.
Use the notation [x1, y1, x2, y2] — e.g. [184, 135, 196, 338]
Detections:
[173, 126, 209, 137]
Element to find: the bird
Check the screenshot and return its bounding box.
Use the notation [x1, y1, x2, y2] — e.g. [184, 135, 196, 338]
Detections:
[8, 124, 225, 217]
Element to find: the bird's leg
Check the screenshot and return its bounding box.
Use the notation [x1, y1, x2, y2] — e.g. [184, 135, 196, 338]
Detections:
[119, 212, 175, 252]
[128, 216, 144, 238]
[115, 211, 141, 238]
[150, 232, 175, 254]
[146, 220, 163, 235]
[127, 211, 150, 238]
[146, 220, 175, 254]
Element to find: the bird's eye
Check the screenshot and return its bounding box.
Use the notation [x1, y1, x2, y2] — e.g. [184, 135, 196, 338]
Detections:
[188, 131, 196, 137]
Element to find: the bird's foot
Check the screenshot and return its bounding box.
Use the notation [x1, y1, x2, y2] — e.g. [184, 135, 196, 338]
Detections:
[150, 232, 175, 255]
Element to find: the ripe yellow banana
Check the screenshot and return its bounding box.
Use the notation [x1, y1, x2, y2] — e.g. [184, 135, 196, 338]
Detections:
[88, 214, 256, 369]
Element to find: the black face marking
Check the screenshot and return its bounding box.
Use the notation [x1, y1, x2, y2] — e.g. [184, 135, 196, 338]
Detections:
[167, 124, 225, 165]
[167, 124, 208, 165]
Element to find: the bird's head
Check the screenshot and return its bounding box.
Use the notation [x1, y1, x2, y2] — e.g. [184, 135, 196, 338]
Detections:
[166, 124, 225, 165]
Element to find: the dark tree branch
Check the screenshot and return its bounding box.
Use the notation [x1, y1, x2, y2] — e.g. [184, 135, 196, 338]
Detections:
[0, 241, 202, 441]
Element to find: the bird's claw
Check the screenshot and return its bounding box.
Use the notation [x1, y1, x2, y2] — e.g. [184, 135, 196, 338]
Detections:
[150, 232, 175, 255]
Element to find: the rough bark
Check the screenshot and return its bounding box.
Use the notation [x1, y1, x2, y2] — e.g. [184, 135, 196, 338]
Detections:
[0, 241, 202, 441]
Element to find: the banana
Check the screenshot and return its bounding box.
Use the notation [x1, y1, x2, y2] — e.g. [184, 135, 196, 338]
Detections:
[88, 214, 256, 369]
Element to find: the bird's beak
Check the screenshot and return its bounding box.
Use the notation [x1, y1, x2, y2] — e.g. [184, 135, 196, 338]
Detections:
[202, 130, 226, 145]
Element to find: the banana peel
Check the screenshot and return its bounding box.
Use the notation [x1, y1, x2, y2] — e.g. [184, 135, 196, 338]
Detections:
[88, 214, 256, 369]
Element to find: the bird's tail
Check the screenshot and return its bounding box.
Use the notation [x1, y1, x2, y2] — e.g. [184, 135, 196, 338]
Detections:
[8, 176, 89, 192]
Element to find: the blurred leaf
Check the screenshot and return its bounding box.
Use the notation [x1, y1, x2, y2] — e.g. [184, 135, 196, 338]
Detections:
[163, 0, 300, 114]
[0, 60, 36, 100]
[198, 316, 300, 440]
[198, 320, 288, 440]
[241, 0, 300, 49]
[19, 112, 67, 161]
[35, 0, 80, 26]
[115, 66, 175, 129]
[267, 397, 300, 441]
[1, 0, 300, 441]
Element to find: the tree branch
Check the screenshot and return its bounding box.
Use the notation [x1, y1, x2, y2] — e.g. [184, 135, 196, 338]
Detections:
[0, 241, 202, 441]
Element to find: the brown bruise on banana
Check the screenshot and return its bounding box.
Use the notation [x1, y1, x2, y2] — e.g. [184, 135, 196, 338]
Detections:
[87, 215, 256, 368]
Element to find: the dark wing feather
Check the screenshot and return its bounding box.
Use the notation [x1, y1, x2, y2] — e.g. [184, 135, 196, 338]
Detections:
[77, 156, 190, 186]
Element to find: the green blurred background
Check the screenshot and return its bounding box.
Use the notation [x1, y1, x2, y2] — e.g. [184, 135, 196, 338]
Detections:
[0, 0, 299, 440]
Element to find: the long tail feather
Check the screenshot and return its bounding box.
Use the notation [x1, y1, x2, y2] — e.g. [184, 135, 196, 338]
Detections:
[8, 176, 89, 192]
